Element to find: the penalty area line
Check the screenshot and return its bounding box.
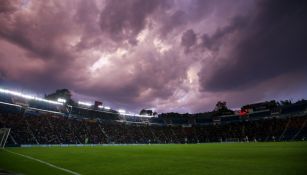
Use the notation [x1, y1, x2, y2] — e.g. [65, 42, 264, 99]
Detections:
[4, 149, 81, 175]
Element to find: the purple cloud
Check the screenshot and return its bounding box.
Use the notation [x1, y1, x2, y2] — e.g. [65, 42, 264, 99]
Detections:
[0, 0, 306, 113]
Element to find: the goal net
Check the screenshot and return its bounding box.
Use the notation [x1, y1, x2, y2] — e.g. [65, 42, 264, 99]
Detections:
[0, 128, 11, 148]
[224, 138, 240, 143]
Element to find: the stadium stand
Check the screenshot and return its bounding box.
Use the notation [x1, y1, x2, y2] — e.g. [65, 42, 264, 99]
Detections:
[0, 109, 306, 146]
[0, 88, 307, 146]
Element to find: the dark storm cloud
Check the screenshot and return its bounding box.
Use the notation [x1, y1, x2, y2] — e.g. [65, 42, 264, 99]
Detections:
[99, 0, 167, 44]
[181, 29, 196, 52]
[186, 0, 216, 22]
[0, 1, 83, 93]
[159, 10, 187, 37]
[0, 0, 306, 113]
[183, 0, 249, 23]
[79, 48, 189, 110]
[0, 0, 19, 13]
[201, 16, 247, 51]
[200, 0, 307, 92]
[0, 0, 190, 112]
[0, 1, 75, 62]
[0, 69, 6, 81]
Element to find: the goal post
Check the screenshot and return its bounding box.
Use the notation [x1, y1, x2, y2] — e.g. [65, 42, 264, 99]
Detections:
[0, 128, 11, 148]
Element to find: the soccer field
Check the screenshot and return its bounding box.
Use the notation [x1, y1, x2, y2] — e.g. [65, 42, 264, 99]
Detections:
[0, 142, 306, 175]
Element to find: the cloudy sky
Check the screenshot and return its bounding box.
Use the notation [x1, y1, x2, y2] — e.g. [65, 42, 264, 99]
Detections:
[0, 0, 306, 113]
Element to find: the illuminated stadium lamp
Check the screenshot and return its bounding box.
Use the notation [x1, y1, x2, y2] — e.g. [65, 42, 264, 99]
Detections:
[134, 114, 151, 118]
[98, 105, 104, 108]
[140, 114, 151, 118]
[0, 88, 63, 105]
[78, 101, 92, 107]
[35, 98, 63, 105]
[57, 98, 66, 103]
[104, 106, 111, 110]
[118, 109, 126, 114]
[22, 94, 35, 100]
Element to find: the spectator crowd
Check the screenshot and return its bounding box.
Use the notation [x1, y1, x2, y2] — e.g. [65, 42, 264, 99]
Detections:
[0, 110, 306, 145]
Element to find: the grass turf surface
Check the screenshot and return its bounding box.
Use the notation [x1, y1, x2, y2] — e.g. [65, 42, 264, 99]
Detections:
[0, 142, 306, 175]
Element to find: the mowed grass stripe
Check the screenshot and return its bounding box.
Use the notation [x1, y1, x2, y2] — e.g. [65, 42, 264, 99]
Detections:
[0, 142, 306, 175]
[4, 149, 81, 175]
[0, 149, 75, 175]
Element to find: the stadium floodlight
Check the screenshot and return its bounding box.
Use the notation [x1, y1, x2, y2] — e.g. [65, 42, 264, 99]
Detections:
[118, 109, 126, 114]
[57, 98, 66, 103]
[35, 98, 63, 105]
[104, 106, 111, 110]
[133, 114, 152, 118]
[98, 105, 104, 108]
[0, 88, 63, 105]
[32, 97, 63, 105]
[141, 115, 148, 117]
[78, 101, 92, 107]
[21, 94, 35, 100]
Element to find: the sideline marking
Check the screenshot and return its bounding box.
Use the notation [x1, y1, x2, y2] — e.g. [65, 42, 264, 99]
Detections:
[3, 149, 81, 175]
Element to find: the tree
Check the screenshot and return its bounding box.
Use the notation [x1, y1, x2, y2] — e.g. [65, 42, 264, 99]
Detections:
[140, 109, 156, 116]
[214, 101, 227, 111]
[213, 101, 234, 115]
[280, 100, 292, 106]
[45, 89, 76, 105]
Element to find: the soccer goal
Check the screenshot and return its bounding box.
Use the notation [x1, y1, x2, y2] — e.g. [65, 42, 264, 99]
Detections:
[224, 138, 240, 143]
[0, 128, 11, 148]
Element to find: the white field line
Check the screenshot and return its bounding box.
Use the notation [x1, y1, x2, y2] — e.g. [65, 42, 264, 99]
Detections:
[4, 149, 81, 175]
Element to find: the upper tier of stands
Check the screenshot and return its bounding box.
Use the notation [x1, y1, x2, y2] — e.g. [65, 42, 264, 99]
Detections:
[1, 89, 307, 126]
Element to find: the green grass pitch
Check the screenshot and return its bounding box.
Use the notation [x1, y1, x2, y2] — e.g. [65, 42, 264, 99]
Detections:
[0, 142, 306, 175]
